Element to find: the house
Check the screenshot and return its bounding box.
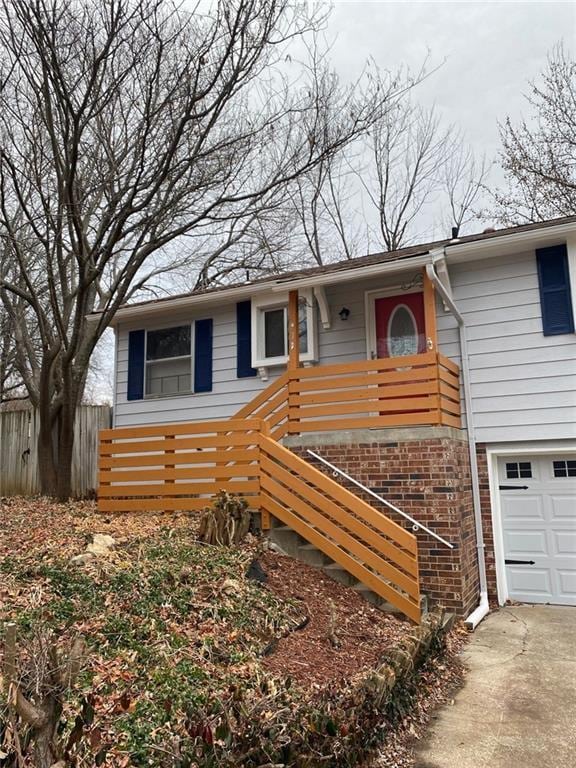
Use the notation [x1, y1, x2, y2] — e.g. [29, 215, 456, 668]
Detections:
[96, 215, 576, 624]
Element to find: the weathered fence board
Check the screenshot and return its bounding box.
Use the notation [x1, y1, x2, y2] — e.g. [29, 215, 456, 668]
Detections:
[0, 405, 111, 497]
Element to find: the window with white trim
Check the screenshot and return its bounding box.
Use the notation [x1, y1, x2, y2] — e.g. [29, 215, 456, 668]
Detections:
[251, 289, 316, 368]
[145, 325, 192, 396]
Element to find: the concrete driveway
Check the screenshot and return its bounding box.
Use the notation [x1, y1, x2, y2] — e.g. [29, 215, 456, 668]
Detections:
[415, 605, 576, 768]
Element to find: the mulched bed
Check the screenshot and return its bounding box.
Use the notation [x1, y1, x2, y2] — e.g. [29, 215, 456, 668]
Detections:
[260, 550, 412, 688]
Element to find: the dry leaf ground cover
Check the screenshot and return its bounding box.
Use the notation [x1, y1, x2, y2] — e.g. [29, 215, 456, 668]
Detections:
[0, 497, 463, 767]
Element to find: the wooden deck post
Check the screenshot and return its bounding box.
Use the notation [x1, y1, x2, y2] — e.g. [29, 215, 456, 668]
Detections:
[288, 290, 300, 370]
[287, 290, 300, 435]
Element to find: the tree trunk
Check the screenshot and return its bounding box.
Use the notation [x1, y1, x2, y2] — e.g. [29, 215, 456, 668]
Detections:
[55, 390, 78, 501]
[37, 405, 58, 498]
[37, 363, 81, 501]
[33, 703, 60, 768]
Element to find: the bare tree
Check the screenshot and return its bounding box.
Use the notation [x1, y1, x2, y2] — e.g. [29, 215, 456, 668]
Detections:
[493, 43, 576, 224]
[358, 100, 455, 251]
[288, 153, 364, 265]
[442, 137, 489, 237]
[0, 0, 393, 499]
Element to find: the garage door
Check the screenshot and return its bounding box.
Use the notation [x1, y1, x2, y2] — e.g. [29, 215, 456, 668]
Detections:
[498, 455, 576, 606]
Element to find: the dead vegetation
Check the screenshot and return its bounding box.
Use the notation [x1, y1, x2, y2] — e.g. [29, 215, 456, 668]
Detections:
[0, 497, 465, 767]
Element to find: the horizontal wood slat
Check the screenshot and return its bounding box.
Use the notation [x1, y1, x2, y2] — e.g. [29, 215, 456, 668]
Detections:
[290, 395, 439, 420]
[294, 352, 436, 379]
[261, 462, 418, 591]
[439, 412, 462, 429]
[99, 480, 259, 497]
[291, 366, 437, 392]
[262, 494, 420, 623]
[99, 447, 259, 469]
[293, 413, 439, 433]
[100, 418, 262, 441]
[100, 433, 259, 456]
[260, 435, 417, 554]
[438, 353, 459, 375]
[99, 464, 258, 483]
[292, 380, 437, 406]
[99, 496, 261, 513]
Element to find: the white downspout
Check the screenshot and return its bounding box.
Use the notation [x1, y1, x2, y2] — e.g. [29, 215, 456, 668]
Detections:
[426, 257, 489, 630]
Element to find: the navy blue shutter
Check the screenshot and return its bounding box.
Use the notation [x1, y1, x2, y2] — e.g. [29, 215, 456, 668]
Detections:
[127, 329, 145, 400]
[236, 300, 257, 378]
[536, 245, 574, 336]
[194, 318, 213, 392]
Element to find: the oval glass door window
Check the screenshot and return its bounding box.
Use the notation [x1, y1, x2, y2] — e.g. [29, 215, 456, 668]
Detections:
[387, 304, 418, 357]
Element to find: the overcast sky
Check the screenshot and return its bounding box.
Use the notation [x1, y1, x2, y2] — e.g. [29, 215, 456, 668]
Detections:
[90, 1, 575, 403]
[327, 0, 574, 179]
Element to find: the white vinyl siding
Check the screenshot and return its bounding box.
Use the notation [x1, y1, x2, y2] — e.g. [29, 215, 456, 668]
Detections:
[113, 249, 576, 442]
[436, 250, 576, 443]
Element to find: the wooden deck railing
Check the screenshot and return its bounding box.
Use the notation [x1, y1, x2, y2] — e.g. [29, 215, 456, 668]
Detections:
[236, 352, 461, 435]
[98, 418, 261, 513]
[98, 352, 462, 622]
[260, 433, 421, 622]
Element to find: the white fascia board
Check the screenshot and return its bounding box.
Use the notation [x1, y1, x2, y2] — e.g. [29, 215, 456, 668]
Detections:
[444, 221, 576, 263]
[103, 281, 276, 326]
[100, 253, 433, 326]
[269, 254, 432, 292]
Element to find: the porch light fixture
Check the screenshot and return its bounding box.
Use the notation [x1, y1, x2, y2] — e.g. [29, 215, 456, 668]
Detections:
[338, 307, 350, 321]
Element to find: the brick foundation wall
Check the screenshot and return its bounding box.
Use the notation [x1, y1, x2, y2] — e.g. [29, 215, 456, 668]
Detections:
[287, 428, 482, 616]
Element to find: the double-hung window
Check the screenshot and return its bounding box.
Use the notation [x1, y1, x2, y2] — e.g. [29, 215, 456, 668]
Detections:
[251, 289, 316, 368]
[145, 325, 192, 396]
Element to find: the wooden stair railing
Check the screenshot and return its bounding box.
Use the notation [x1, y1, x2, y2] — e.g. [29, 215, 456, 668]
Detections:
[97, 353, 464, 622]
[259, 433, 421, 623]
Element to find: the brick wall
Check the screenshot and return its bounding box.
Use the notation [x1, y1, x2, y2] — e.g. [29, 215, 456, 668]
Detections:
[289, 429, 482, 616]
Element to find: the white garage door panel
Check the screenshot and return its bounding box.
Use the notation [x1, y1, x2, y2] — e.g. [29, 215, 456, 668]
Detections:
[498, 454, 576, 606]
[558, 571, 576, 596]
[502, 495, 544, 519]
[551, 496, 576, 518]
[507, 568, 551, 596]
[554, 531, 576, 555]
[503, 530, 547, 555]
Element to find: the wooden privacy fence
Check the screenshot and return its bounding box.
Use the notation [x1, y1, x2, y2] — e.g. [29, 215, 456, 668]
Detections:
[0, 405, 111, 497]
[98, 418, 262, 513]
[236, 351, 461, 437]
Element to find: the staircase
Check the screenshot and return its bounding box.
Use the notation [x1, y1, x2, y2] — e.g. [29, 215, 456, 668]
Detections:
[268, 518, 427, 615]
[98, 357, 444, 624]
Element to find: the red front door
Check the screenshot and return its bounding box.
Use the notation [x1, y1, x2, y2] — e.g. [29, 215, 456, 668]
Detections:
[374, 292, 426, 358]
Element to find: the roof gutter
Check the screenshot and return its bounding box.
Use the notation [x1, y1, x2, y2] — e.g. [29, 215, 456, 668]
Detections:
[269, 253, 431, 292]
[426, 251, 489, 630]
[445, 220, 576, 261]
[95, 253, 433, 326]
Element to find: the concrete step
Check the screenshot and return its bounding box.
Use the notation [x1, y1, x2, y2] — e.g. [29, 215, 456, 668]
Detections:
[322, 561, 358, 587]
[298, 543, 330, 568]
[268, 525, 302, 557]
